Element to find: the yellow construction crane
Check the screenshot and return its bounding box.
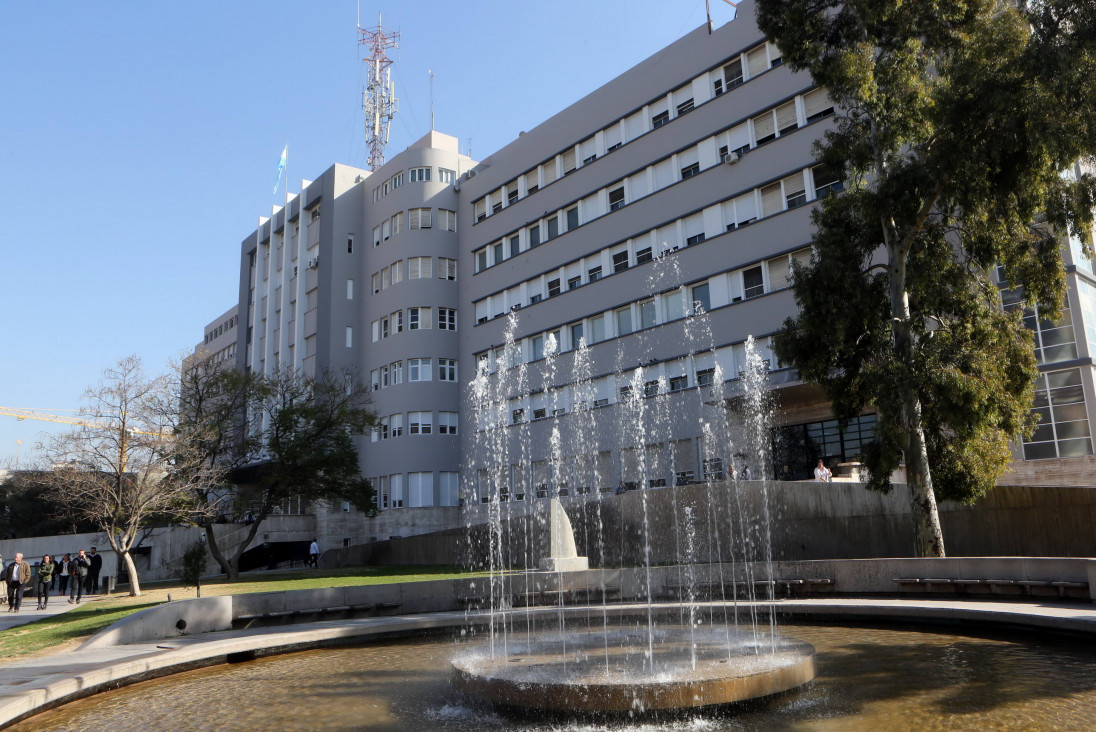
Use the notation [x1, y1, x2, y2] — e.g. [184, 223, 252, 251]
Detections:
[0, 407, 170, 438]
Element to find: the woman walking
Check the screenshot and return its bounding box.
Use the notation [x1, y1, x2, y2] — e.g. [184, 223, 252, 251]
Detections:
[36, 555, 54, 610]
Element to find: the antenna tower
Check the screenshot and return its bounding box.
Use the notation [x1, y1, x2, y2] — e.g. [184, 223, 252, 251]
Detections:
[358, 14, 400, 172]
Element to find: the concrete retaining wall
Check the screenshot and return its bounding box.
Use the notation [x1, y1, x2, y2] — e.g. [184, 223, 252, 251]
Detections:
[82, 556, 1096, 649]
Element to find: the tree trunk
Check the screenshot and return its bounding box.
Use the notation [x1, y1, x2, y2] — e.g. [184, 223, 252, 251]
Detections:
[888, 236, 946, 558]
[202, 523, 237, 581]
[121, 551, 142, 596]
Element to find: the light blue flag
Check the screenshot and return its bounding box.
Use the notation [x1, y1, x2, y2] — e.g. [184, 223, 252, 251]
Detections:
[273, 144, 287, 195]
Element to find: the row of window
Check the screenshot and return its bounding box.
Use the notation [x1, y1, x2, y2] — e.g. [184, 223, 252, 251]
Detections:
[372, 471, 460, 509]
[371, 208, 457, 247]
[472, 122, 836, 276]
[472, 40, 786, 221]
[370, 307, 458, 341]
[369, 357, 458, 389]
[474, 201, 813, 322]
[204, 314, 239, 343]
[370, 411, 459, 441]
[1021, 368, 1093, 460]
[372, 167, 457, 201]
[370, 257, 457, 294]
[472, 338, 776, 431]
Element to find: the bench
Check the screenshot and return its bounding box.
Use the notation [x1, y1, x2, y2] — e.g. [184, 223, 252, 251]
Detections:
[662, 578, 834, 600]
[893, 578, 1088, 599]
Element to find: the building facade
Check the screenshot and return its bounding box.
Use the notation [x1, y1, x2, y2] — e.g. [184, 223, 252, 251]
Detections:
[215, 0, 1096, 548]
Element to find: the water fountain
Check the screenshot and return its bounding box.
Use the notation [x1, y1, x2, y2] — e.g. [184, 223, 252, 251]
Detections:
[454, 254, 816, 716]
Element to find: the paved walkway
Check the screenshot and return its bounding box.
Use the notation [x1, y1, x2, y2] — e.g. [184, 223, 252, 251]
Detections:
[2, 597, 1096, 728]
[0, 595, 102, 633]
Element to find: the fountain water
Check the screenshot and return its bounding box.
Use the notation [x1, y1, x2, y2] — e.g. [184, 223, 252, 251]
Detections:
[455, 253, 814, 715]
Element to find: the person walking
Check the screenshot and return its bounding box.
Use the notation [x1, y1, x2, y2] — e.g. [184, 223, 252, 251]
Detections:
[35, 555, 55, 610]
[308, 539, 320, 569]
[4, 553, 31, 613]
[88, 547, 103, 595]
[69, 550, 90, 604]
[57, 554, 71, 597]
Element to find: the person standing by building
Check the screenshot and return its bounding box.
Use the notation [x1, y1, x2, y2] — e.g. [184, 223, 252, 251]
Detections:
[69, 550, 90, 604]
[35, 555, 54, 610]
[814, 459, 832, 482]
[4, 552, 31, 613]
[88, 547, 103, 595]
[57, 554, 71, 597]
[308, 539, 320, 568]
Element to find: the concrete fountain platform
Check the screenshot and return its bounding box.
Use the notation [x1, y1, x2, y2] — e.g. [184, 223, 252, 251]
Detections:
[5, 595, 1096, 728]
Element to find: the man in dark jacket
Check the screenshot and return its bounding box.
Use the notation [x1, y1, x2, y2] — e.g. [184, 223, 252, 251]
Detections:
[4, 553, 32, 612]
[69, 550, 90, 604]
[88, 547, 103, 595]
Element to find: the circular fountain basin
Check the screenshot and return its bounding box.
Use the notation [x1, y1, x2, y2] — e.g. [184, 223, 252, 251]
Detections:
[452, 629, 814, 714]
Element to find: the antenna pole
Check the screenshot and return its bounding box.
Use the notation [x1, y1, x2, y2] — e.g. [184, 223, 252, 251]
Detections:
[429, 69, 435, 132]
[358, 14, 400, 171]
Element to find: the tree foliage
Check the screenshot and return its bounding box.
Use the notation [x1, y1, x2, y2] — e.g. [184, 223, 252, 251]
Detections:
[171, 357, 375, 580]
[757, 0, 1096, 555]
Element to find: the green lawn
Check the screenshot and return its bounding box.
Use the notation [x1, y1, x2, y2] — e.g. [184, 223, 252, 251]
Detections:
[0, 565, 478, 662]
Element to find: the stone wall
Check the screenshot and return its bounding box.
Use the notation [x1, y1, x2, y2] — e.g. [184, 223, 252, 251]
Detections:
[333, 481, 1096, 568]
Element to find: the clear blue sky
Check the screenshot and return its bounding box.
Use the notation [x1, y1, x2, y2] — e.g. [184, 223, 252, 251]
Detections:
[0, 0, 739, 467]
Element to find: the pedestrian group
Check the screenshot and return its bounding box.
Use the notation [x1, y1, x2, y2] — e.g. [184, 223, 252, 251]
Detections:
[2, 546, 104, 613]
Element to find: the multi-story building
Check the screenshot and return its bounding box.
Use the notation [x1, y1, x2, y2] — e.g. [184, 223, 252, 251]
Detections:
[193, 305, 240, 367]
[216, 0, 1096, 548]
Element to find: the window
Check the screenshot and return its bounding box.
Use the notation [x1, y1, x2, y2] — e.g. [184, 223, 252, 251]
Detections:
[439, 358, 458, 381]
[743, 267, 765, 298]
[409, 412, 432, 434]
[533, 407, 547, 420]
[438, 411, 459, 435]
[381, 316, 390, 339]
[568, 275, 582, 290]
[391, 171, 404, 189]
[546, 216, 559, 240]
[438, 167, 456, 183]
[409, 257, 432, 279]
[636, 247, 653, 264]
[691, 283, 711, 314]
[345, 326, 353, 348]
[724, 58, 744, 88]
[532, 335, 544, 361]
[392, 310, 403, 333]
[652, 110, 670, 128]
[529, 224, 541, 248]
[492, 200, 502, 214]
[391, 360, 403, 383]
[409, 307, 432, 330]
[507, 186, 519, 205]
[391, 212, 403, 236]
[509, 235, 521, 258]
[382, 219, 391, 241]
[570, 322, 584, 347]
[439, 307, 457, 330]
[347, 235, 354, 254]
[380, 365, 389, 387]
[616, 307, 633, 336]
[346, 279, 354, 300]
[475, 199, 487, 222]
[619, 385, 634, 401]
[644, 380, 660, 398]
[439, 209, 457, 232]
[409, 167, 431, 182]
[409, 208, 432, 229]
[639, 299, 656, 329]
[548, 278, 561, 297]
[697, 368, 715, 388]
[803, 88, 835, 124]
[408, 358, 432, 381]
[391, 413, 403, 437]
[492, 242, 503, 264]
[608, 187, 625, 211]
[391, 260, 404, 285]
[681, 162, 700, 179]
[676, 98, 694, 115]
[566, 206, 579, 230]
[512, 408, 525, 424]
[686, 232, 706, 246]
[753, 110, 776, 145]
[670, 375, 688, 392]
[590, 314, 606, 343]
[372, 226, 381, 247]
[775, 101, 798, 136]
[439, 472, 460, 506]
[588, 265, 603, 282]
[813, 165, 844, 198]
[476, 249, 488, 272]
[613, 251, 630, 273]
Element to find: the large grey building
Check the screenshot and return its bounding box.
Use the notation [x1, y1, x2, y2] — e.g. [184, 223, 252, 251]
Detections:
[215, 0, 1096, 549]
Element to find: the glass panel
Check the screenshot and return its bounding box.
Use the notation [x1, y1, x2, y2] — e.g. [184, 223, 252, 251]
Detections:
[1058, 438, 1094, 457]
[1054, 420, 1091, 439]
[1023, 441, 1058, 460]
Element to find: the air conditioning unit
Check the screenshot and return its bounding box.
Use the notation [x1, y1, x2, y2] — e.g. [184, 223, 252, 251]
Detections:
[307, 256, 319, 269]
[722, 152, 740, 165]
[453, 182, 460, 192]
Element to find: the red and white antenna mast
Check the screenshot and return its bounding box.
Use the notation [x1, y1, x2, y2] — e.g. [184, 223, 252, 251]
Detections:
[358, 13, 399, 172]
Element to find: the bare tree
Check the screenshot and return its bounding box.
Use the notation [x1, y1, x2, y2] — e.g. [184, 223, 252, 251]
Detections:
[40, 355, 211, 596]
